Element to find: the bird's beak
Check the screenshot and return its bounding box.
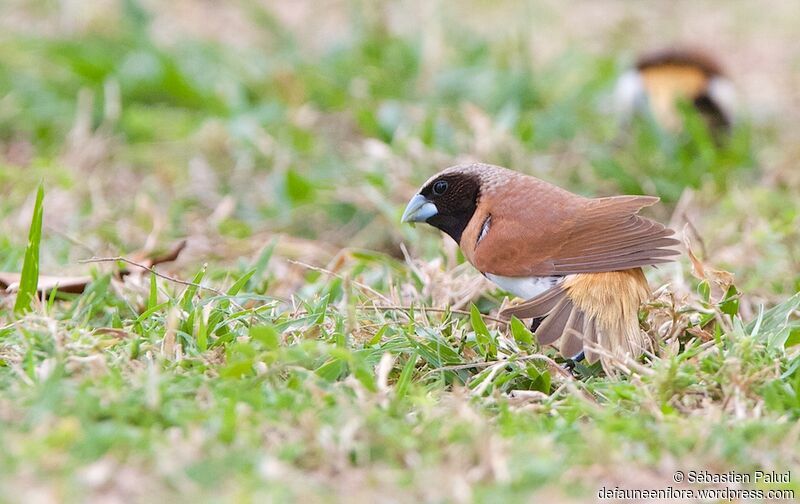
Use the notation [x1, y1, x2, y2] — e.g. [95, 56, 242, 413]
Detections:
[401, 194, 438, 223]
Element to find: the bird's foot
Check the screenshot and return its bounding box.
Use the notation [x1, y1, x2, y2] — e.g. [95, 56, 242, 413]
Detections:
[563, 351, 585, 374]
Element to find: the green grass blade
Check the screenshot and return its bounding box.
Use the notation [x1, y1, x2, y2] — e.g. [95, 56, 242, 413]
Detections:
[227, 269, 256, 297]
[510, 316, 533, 346]
[14, 183, 45, 314]
[394, 353, 418, 399]
[746, 291, 800, 349]
[148, 272, 158, 311]
[181, 265, 207, 312]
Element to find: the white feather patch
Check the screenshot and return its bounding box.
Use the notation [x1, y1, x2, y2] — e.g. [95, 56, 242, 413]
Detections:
[485, 274, 564, 299]
[477, 215, 491, 245]
[707, 76, 737, 123]
[613, 70, 647, 119]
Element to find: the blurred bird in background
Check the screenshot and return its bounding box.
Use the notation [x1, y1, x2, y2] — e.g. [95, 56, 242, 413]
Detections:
[614, 48, 736, 137]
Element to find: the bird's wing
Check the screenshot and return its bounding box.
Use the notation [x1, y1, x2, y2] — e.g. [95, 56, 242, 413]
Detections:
[469, 189, 679, 277]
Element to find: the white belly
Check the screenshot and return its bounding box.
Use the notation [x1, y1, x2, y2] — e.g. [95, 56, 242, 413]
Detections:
[485, 274, 563, 299]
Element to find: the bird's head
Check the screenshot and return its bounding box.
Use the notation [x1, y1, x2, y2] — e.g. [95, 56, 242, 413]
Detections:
[400, 166, 482, 244]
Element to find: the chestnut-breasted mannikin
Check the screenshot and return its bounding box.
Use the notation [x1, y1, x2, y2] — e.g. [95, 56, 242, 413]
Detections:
[615, 48, 734, 134]
[402, 163, 679, 371]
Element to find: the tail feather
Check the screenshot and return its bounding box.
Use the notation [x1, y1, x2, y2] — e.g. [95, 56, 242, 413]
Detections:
[560, 310, 585, 358]
[501, 285, 567, 320]
[535, 297, 572, 346]
[500, 268, 651, 372]
[582, 318, 600, 364]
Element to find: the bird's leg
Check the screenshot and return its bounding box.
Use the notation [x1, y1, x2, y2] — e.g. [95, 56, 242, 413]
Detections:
[563, 351, 585, 372]
[529, 317, 585, 374]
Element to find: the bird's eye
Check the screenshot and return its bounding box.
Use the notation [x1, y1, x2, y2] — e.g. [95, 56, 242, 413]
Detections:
[433, 180, 448, 195]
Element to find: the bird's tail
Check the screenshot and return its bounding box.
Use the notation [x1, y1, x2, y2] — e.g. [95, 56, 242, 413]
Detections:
[500, 269, 651, 373]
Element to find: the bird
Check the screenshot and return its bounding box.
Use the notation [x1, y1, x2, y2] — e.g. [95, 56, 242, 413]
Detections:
[401, 163, 680, 372]
[614, 48, 735, 136]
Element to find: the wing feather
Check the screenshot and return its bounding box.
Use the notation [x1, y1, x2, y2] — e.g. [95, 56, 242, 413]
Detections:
[471, 188, 679, 276]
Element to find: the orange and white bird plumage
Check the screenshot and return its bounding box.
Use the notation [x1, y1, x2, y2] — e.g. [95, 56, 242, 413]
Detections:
[615, 48, 735, 134]
[402, 163, 679, 372]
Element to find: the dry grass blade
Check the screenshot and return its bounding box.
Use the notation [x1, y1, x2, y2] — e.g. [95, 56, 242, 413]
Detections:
[79, 256, 225, 297]
[287, 259, 393, 303]
[364, 305, 509, 325]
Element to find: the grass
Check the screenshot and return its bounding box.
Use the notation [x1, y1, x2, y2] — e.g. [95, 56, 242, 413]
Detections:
[1, 1, 800, 502]
[12, 182, 44, 314]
